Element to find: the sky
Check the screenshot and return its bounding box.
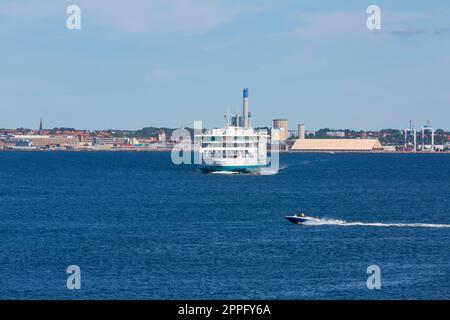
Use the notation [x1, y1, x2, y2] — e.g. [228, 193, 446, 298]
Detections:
[1, 0, 450, 131]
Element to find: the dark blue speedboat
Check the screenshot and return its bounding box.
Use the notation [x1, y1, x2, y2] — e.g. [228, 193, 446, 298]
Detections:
[285, 213, 320, 225]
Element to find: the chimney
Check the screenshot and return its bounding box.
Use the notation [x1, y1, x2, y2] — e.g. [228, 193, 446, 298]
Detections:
[243, 88, 249, 128]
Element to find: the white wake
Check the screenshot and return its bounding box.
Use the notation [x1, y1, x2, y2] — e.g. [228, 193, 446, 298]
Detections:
[209, 165, 288, 176]
[259, 164, 288, 176]
[211, 171, 238, 175]
[259, 168, 279, 175]
[303, 218, 450, 228]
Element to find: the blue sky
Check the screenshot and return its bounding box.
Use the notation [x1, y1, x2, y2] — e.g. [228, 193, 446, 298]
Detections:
[1, 0, 450, 131]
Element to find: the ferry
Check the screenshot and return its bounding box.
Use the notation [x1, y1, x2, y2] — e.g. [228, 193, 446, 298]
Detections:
[195, 89, 269, 174]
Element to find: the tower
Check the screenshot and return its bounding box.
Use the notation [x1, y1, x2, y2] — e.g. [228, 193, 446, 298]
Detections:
[298, 124, 305, 139]
[272, 119, 289, 142]
[243, 88, 249, 128]
[39, 118, 43, 135]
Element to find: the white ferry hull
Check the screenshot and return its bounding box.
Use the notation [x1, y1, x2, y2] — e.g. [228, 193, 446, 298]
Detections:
[199, 164, 266, 173]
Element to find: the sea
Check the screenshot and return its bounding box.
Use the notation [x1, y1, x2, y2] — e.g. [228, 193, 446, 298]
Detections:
[0, 151, 449, 299]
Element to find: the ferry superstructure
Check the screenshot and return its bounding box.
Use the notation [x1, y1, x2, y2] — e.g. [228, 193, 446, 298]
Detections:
[195, 89, 269, 173]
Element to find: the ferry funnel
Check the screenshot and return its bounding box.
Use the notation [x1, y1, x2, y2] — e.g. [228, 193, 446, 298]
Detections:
[243, 88, 249, 128]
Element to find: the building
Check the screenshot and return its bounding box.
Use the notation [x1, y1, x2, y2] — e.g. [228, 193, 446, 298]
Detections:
[158, 130, 166, 143]
[93, 137, 130, 145]
[139, 137, 157, 144]
[12, 135, 79, 147]
[231, 113, 243, 127]
[382, 145, 397, 152]
[272, 119, 289, 142]
[291, 139, 383, 152]
[298, 124, 305, 140]
[326, 131, 346, 138]
[0, 136, 33, 148]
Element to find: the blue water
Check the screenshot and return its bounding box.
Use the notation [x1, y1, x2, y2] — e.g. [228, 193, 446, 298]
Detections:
[0, 152, 449, 299]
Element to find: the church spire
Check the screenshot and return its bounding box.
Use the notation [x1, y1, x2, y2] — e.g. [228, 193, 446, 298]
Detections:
[39, 118, 43, 135]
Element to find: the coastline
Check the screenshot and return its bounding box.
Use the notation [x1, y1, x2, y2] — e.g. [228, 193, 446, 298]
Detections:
[0, 148, 172, 152]
[1, 148, 449, 154]
[285, 150, 450, 154]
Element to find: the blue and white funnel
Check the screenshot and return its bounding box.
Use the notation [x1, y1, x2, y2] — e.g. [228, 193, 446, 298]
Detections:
[243, 88, 249, 128]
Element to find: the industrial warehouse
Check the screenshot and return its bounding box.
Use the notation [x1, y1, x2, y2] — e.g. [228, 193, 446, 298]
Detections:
[291, 139, 384, 152]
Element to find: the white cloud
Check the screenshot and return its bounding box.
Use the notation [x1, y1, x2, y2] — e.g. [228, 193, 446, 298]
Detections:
[291, 10, 447, 39]
[87, 0, 247, 34]
[0, 0, 250, 34]
[293, 11, 365, 39]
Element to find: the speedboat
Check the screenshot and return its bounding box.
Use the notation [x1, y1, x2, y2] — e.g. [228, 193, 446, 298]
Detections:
[285, 213, 321, 225]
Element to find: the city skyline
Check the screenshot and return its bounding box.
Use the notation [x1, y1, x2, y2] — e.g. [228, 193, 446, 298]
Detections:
[1, 0, 450, 130]
[2, 117, 449, 133]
